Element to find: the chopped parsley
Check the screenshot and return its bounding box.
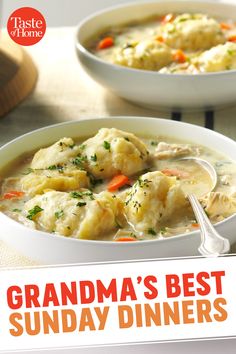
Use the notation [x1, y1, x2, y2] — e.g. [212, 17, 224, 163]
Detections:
[70, 191, 83, 198]
[21, 168, 34, 175]
[12, 208, 22, 213]
[133, 200, 141, 212]
[90, 154, 97, 162]
[82, 191, 95, 200]
[70, 191, 94, 200]
[167, 25, 176, 34]
[77, 201, 87, 207]
[27, 205, 44, 220]
[147, 228, 157, 236]
[150, 141, 158, 146]
[47, 164, 64, 171]
[227, 49, 236, 56]
[72, 155, 87, 167]
[58, 141, 69, 151]
[103, 141, 111, 151]
[137, 178, 152, 188]
[178, 17, 189, 22]
[123, 43, 135, 49]
[79, 144, 86, 151]
[69, 143, 75, 149]
[160, 227, 167, 235]
[55, 210, 64, 219]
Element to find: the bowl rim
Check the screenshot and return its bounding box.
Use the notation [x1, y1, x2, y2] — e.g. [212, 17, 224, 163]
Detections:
[0, 116, 236, 247]
[75, 0, 236, 78]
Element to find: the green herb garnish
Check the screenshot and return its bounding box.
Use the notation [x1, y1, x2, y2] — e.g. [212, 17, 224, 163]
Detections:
[147, 228, 157, 236]
[150, 141, 158, 146]
[27, 205, 44, 220]
[137, 178, 152, 188]
[82, 191, 95, 200]
[12, 208, 22, 213]
[79, 144, 86, 151]
[70, 191, 94, 200]
[160, 227, 167, 235]
[55, 210, 64, 219]
[227, 49, 236, 56]
[91, 154, 97, 162]
[103, 141, 111, 151]
[70, 191, 83, 198]
[21, 168, 34, 175]
[72, 155, 87, 167]
[47, 164, 64, 171]
[77, 201, 87, 207]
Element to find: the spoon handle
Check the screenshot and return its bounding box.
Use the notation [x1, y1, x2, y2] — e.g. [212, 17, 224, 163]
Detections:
[187, 194, 230, 257]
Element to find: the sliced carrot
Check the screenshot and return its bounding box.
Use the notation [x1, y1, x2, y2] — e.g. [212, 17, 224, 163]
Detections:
[161, 169, 190, 179]
[228, 35, 236, 42]
[173, 49, 187, 63]
[108, 174, 129, 192]
[161, 13, 175, 24]
[220, 23, 232, 30]
[115, 237, 137, 242]
[97, 37, 114, 50]
[3, 190, 24, 200]
[192, 223, 199, 228]
[156, 35, 164, 43]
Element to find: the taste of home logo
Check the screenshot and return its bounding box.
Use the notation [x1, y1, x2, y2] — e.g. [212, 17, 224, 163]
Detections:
[7, 7, 46, 46]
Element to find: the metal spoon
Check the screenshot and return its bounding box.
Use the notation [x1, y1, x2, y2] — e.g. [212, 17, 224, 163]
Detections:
[180, 157, 218, 192]
[179, 157, 230, 257]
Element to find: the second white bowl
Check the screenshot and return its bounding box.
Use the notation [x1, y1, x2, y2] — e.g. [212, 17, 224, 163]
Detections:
[76, 0, 236, 110]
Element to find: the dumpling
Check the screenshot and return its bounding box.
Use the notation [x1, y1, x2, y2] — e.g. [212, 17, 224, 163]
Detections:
[23, 190, 123, 240]
[82, 128, 150, 179]
[114, 39, 173, 70]
[201, 192, 236, 220]
[21, 137, 90, 196]
[195, 42, 236, 72]
[155, 142, 200, 159]
[124, 171, 187, 236]
[161, 14, 225, 51]
[21, 168, 90, 196]
[31, 138, 80, 169]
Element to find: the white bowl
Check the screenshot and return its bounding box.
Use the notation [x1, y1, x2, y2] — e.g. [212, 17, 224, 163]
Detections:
[0, 117, 236, 265]
[75, 0, 236, 111]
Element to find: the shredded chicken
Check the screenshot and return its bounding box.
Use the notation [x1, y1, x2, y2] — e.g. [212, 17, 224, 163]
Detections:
[201, 192, 236, 220]
[155, 142, 200, 160]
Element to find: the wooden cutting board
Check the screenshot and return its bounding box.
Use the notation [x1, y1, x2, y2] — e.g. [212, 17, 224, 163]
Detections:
[0, 35, 38, 117]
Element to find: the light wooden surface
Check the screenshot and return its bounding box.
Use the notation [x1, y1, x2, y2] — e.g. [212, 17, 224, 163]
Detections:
[0, 36, 38, 117]
[0, 27, 236, 266]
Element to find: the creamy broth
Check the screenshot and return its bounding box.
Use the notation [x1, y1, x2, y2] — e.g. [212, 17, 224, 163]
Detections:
[1, 130, 236, 242]
[87, 13, 236, 74]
